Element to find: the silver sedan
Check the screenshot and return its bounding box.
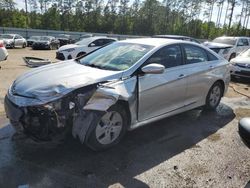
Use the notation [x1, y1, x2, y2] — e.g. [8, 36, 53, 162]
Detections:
[4, 38, 230, 150]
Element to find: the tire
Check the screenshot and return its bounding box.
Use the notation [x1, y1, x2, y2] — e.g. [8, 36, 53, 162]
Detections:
[85, 104, 128, 151]
[229, 53, 236, 61]
[76, 52, 86, 58]
[22, 43, 26, 48]
[204, 82, 223, 111]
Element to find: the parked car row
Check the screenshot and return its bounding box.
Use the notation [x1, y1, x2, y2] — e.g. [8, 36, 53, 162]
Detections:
[1, 32, 249, 79]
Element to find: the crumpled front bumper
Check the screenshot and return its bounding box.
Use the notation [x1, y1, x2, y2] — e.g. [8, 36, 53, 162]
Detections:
[4, 95, 70, 142]
[4, 96, 24, 132]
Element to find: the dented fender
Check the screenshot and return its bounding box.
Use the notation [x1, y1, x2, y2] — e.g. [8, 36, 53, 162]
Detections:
[83, 76, 137, 112]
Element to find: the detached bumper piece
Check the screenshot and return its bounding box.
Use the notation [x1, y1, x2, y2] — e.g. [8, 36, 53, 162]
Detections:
[23, 57, 51, 68]
[239, 118, 250, 147]
[4, 96, 70, 142]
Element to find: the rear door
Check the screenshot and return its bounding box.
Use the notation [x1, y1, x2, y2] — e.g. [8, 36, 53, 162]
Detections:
[138, 44, 187, 121]
[181, 44, 219, 106]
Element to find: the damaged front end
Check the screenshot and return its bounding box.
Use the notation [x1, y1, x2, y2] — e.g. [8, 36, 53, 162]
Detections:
[4, 84, 97, 142]
[5, 76, 137, 144]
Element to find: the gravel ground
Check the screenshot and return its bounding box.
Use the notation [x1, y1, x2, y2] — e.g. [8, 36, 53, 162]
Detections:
[0, 48, 250, 188]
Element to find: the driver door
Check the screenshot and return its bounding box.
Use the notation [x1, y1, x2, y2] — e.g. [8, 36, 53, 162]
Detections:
[138, 45, 187, 121]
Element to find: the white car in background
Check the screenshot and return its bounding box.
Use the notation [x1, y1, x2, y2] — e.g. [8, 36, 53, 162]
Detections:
[0, 40, 8, 61]
[230, 48, 250, 79]
[0, 34, 27, 48]
[56, 37, 117, 60]
[203, 36, 250, 61]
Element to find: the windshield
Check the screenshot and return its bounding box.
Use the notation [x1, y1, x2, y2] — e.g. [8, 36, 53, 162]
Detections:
[30, 36, 40, 40]
[0, 34, 13, 39]
[39, 36, 51, 41]
[212, 38, 236, 45]
[240, 48, 250, 58]
[75, 38, 93, 45]
[79, 42, 154, 71]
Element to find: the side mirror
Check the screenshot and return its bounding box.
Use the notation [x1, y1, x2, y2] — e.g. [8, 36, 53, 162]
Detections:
[141, 63, 165, 74]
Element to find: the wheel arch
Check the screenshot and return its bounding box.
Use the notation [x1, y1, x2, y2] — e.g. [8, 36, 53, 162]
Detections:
[116, 100, 131, 129]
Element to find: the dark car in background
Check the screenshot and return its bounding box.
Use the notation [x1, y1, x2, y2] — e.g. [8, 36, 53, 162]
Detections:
[152, 35, 201, 44]
[56, 34, 75, 46]
[32, 36, 60, 50]
[27, 36, 41, 47]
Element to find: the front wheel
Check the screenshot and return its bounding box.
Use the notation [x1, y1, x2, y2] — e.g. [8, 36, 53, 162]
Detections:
[22, 43, 26, 48]
[204, 82, 223, 110]
[85, 105, 128, 151]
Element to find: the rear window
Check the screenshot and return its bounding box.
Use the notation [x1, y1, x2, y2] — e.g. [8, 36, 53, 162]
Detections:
[183, 44, 208, 64]
[213, 38, 236, 45]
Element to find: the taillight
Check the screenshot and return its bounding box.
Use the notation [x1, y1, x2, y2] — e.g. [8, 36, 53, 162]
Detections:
[0, 42, 3, 48]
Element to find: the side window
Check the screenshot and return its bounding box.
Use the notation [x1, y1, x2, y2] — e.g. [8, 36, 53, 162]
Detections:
[242, 38, 249, 46]
[102, 39, 114, 45]
[89, 39, 105, 47]
[207, 51, 218, 61]
[237, 39, 244, 46]
[183, 44, 208, 64]
[146, 45, 182, 68]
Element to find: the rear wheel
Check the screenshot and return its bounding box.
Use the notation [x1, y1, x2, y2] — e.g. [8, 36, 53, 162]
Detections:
[204, 82, 223, 110]
[85, 105, 128, 151]
[22, 43, 26, 48]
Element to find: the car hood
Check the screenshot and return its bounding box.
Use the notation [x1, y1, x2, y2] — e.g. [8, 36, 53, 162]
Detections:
[58, 44, 80, 51]
[12, 60, 122, 102]
[231, 57, 250, 64]
[203, 42, 233, 49]
[34, 40, 49, 43]
[3, 39, 14, 43]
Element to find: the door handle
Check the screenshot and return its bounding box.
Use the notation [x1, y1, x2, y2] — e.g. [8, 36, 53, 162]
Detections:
[209, 65, 214, 69]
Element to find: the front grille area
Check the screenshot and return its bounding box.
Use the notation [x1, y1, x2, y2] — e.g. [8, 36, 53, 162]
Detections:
[236, 63, 250, 69]
[235, 71, 250, 77]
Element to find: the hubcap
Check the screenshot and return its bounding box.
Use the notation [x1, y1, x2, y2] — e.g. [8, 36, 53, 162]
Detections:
[95, 111, 123, 145]
[209, 85, 221, 107]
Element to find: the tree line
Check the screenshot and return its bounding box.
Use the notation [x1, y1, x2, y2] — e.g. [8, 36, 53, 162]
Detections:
[0, 0, 250, 39]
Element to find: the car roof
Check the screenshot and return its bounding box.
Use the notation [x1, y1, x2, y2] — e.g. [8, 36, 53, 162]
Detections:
[0, 34, 16, 36]
[153, 35, 191, 39]
[215, 36, 249, 39]
[119, 38, 193, 47]
[76, 36, 116, 44]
